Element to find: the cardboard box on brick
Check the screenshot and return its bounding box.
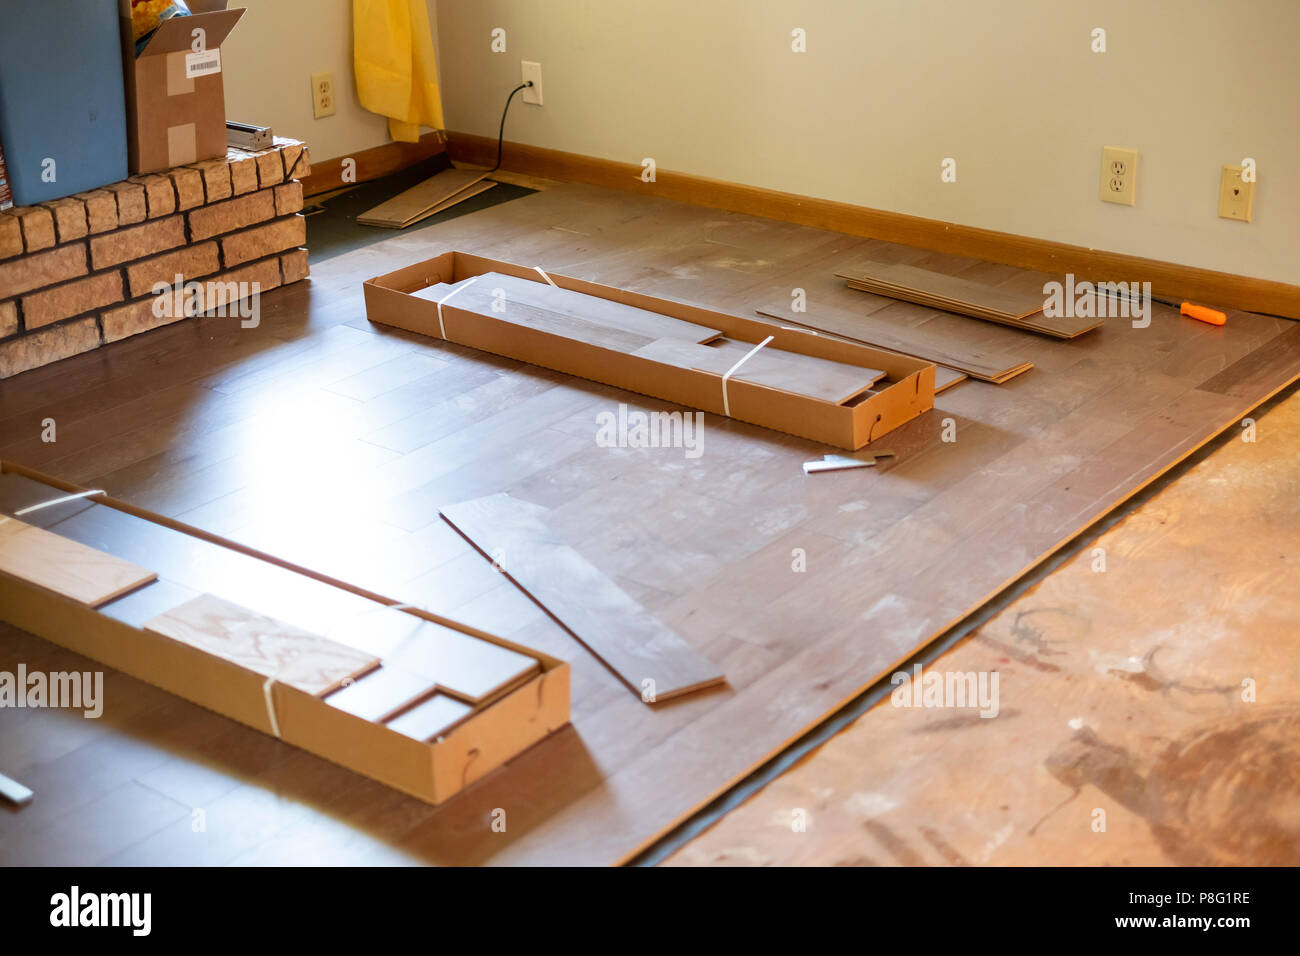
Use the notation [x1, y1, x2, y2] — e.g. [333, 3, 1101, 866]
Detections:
[119, 3, 247, 174]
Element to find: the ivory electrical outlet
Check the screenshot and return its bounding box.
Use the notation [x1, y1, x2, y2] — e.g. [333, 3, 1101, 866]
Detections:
[521, 61, 543, 105]
[311, 71, 335, 119]
[1218, 165, 1255, 222]
[1099, 146, 1138, 205]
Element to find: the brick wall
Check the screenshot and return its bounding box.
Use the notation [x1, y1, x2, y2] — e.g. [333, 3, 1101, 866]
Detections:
[0, 139, 311, 379]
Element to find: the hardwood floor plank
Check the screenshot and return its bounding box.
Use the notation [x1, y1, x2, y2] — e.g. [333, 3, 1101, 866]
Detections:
[441, 492, 724, 701]
[0, 517, 157, 607]
[753, 298, 1031, 382]
[322, 667, 438, 723]
[143, 594, 380, 696]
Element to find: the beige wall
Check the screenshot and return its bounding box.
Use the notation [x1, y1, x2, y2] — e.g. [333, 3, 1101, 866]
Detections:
[221, 0, 396, 162]
[433, 0, 1299, 284]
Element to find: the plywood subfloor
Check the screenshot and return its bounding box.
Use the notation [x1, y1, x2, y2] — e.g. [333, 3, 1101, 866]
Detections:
[0, 183, 1297, 866]
[666, 386, 1300, 866]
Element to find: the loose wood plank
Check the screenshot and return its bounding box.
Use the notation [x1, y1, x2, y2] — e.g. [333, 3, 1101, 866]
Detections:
[838, 260, 1046, 317]
[932, 366, 968, 393]
[401, 180, 497, 229]
[0, 516, 157, 607]
[143, 593, 379, 696]
[753, 299, 1032, 383]
[357, 168, 490, 227]
[440, 492, 724, 702]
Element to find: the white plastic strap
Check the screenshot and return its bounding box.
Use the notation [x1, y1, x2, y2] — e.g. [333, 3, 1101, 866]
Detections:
[262, 677, 281, 738]
[435, 275, 480, 339]
[720, 335, 774, 417]
[533, 266, 558, 287]
[14, 489, 105, 516]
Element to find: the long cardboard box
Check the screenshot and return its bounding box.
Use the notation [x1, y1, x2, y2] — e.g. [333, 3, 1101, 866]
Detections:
[0, 461, 570, 805]
[363, 252, 936, 450]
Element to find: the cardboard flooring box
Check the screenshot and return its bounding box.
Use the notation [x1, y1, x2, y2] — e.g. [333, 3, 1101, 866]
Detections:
[363, 251, 937, 450]
[0, 461, 571, 805]
[120, 5, 245, 173]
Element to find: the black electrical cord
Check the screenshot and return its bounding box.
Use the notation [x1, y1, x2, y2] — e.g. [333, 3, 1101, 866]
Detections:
[487, 81, 533, 174]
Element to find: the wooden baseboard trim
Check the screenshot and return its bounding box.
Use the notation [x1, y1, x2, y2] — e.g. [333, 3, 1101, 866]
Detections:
[300, 132, 449, 198]
[446, 132, 1300, 319]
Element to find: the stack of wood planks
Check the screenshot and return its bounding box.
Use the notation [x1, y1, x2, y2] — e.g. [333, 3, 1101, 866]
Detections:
[357, 167, 496, 229]
[414, 272, 889, 405]
[835, 260, 1101, 339]
[753, 298, 1032, 384]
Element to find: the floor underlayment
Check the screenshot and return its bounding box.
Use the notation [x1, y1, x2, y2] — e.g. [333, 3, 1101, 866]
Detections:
[1, 183, 1298, 865]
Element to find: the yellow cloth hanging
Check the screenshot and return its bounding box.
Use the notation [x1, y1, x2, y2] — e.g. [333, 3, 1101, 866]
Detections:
[352, 0, 444, 143]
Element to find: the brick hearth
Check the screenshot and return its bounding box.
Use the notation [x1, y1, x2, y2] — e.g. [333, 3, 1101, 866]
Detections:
[0, 139, 310, 378]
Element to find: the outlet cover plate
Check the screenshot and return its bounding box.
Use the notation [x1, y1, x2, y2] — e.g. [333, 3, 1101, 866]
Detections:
[1100, 146, 1138, 205]
[521, 61, 543, 105]
[1218, 165, 1254, 222]
[311, 71, 335, 119]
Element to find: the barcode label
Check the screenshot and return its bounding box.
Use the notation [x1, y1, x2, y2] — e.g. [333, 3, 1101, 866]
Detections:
[185, 49, 222, 79]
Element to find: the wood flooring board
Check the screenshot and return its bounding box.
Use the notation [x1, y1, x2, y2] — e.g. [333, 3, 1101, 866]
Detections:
[322, 666, 438, 723]
[413, 282, 655, 353]
[143, 594, 380, 696]
[383, 620, 540, 702]
[1198, 321, 1300, 398]
[400, 181, 498, 229]
[384, 693, 474, 741]
[837, 261, 1046, 316]
[753, 300, 1032, 383]
[357, 168, 490, 227]
[838, 261, 1101, 338]
[0, 518, 157, 607]
[440, 492, 724, 701]
[933, 367, 968, 392]
[632, 337, 883, 405]
[470, 272, 724, 344]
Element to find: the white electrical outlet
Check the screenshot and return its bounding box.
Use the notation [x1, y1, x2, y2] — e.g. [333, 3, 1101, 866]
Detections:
[1099, 146, 1138, 205]
[311, 71, 335, 119]
[521, 61, 543, 105]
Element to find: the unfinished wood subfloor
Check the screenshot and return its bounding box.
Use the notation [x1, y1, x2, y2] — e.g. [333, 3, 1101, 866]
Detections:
[0, 183, 1297, 866]
[667, 386, 1300, 866]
